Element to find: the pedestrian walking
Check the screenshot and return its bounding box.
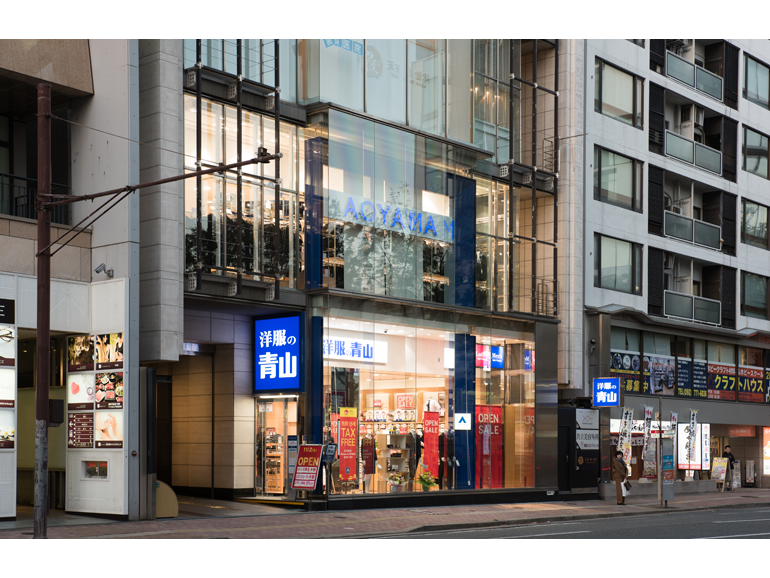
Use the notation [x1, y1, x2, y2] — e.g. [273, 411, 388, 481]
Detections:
[723, 445, 736, 491]
[613, 451, 627, 505]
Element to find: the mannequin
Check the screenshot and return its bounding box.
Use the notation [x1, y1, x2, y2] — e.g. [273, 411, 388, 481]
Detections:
[438, 429, 455, 490]
[424, 397, 441, 413]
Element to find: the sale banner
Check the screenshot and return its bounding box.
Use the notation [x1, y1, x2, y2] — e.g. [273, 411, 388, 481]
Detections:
[361, 436, 374, 475]
[475, 405, 503, 489]
[423, 411, 440, 477]
[290, 444, 323, 490]
[338, 407, 358, 481]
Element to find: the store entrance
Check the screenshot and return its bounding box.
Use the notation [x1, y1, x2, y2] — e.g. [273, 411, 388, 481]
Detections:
[255, 396, 298, 496]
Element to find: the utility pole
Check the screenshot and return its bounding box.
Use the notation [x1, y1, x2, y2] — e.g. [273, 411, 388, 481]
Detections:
[658, 396, 663, 507]
[34, 83, 51, 539]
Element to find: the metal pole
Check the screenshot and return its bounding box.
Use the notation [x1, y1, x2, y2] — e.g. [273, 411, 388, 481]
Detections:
[196, 40, 203, 291]
[274, 39, 281, 300]
[34, 83, 51, 539]
[658, 396, 663, 507]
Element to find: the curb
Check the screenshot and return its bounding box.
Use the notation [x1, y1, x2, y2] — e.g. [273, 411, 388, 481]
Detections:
[321, 500, 770, 539]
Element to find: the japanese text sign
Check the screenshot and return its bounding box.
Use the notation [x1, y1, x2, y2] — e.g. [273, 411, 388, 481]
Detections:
[290, 445, 323, 490]
[338, 408, 357, 481]
[254, 315, 301, 392]
[593, 377, 620, 407]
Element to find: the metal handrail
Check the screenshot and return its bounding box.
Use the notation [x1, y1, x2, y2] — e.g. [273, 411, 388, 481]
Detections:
[0, 174, 69, 225]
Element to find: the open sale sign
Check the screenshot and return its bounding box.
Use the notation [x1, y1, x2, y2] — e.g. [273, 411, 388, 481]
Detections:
[290, 445, 323, 490]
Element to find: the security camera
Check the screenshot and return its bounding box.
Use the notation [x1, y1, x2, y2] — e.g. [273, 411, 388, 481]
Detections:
[94, 263, 114, 278]
[383, 329, 388, 334]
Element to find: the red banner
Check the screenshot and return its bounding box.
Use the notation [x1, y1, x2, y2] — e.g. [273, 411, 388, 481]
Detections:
[330, 413, 339, 457]
[290, 445, 323, 490]
[339, 408, 358, 481]
[475, 405, 503, 489]
[361, 437, 374, 475]
[423, 411, 440, 477]
[395, 394, 414, 409]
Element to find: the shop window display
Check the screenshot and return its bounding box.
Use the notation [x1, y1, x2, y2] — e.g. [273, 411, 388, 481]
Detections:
[318, 297, 535, 494]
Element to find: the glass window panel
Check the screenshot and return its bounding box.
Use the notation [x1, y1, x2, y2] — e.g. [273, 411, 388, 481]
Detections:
[447, 39, 472, 144]
[0, 116, 9, 142]
[600, 236, 632, 293]
[497, 83, 510, 162]
[746, 55, 770, 108]
[200, 175, 224, 272]
[281, 39, 298, 103]
[201, 39, 223, 70]
[475, 178, 491, 234]
[745, 127, 769, 179]
[225, 105, 238, 166]
[366, 40, 406, 125]
[596, 148, 635, 210]
[695, 143, 721, 174]
[666, 52, 695, 87]
[183, 94, 197, 169]
[744, 272, 768, 319]
[320, 39, 364, 111]
[224, 39, 238, 75]
[201, 99, 223, 165]
[474, 39, 494, 77]
[242, 39, 261, 82]
[666, 131, 694, 164]
[241, 182, 261, 277]
[473, 73, 495, 155]
[744, 200, 768, 248]
[263, 40, 276, 87]
[264, 122, 297, 189]
[600, 61, 635, 125]
[696, 68, 722, 100]
[408, 39, 445, 136]
[183, 39, 196, 69]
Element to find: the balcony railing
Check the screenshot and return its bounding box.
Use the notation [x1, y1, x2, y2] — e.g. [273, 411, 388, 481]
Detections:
[664, 210, 721, 250]
[0, 173, 69, 225]
[666, 51, 723, 101]
[665, 131, 722, 176]
[664, 289, 721, 325]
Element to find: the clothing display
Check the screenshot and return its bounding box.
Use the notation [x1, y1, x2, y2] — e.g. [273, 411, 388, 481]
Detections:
[424, 398, 441, 413]
[438, 430, 455, 490]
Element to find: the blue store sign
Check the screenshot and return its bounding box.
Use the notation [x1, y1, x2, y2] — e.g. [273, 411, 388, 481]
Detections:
[592, 377, 620, 407]
[254, 315, 303, 393]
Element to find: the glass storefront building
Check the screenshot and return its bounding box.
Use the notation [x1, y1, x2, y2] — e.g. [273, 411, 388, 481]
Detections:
[182, 39, 560, 504]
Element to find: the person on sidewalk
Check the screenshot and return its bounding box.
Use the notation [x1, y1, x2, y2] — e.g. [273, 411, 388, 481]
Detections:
[723, 445, 736, 491]
[613, 451, 627, 505]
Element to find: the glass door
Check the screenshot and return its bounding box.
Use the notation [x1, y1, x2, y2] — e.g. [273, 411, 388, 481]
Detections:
[255, 397, 299, 496]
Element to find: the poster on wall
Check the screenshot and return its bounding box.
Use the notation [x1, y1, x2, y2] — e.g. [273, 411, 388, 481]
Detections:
[474, 405, 503, 489]
[738, 366, 765, 403]
[692, 361, 708, 399]
[0, 409, 15, 448]
[95, 333, 124, 370]
[67, 373, 95, 411]
[763, 427, 770, 476]
[95, 372, 123, 410]
[676, 358, 692, 397]
[644, 355, 676, 396]
[67, 335, 94, 372]
[94, 411, 123, 448]
[0, 326, 15, 367]
[395, 394, 414, 410]
[0, 369, 14, 408]
[68, 412, 94, 448]
[611, 351, 640, 395]
[338, 407, 357, 481]
[423, 411, 440, 477]
[707, 362, 736, 400]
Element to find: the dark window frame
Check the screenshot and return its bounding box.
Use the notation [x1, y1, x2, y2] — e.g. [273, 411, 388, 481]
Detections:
[593, 233, 643, 295]
[743, 53, 770, 109]
[741, 198, 770, 250]
[627, 40, 645, 48]
[741, 270, 770, 320]
[593, 145, 644, 212]
[594, 58, 645, 130]
[743, 125, 770, 179]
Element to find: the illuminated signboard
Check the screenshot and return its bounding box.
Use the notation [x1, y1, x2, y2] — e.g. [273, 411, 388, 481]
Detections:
[254, 315, 303, 393]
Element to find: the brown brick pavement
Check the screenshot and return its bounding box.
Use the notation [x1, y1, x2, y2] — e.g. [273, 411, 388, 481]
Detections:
[4, 487, 770, 539]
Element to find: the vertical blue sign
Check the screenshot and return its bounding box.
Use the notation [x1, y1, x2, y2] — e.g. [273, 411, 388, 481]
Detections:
[592, 377, 620, 407]
[254, 315, 302, 392]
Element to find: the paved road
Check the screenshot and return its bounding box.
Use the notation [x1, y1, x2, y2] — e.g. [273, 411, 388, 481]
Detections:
[379, 507, 770, 539]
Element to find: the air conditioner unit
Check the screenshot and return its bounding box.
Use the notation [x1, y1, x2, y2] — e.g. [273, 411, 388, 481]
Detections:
[672, 206, 682, 214]
[695, 106, 705, 127]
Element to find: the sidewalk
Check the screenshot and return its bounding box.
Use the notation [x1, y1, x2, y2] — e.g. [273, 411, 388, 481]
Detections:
[2, 487, 769, 539]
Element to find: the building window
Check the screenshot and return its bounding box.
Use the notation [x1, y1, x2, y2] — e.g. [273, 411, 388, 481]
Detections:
[593, 146, 643, 212]
[593, 234, 642, 295]
[743, 126, 770, 179]
[742, 199, 769, 249]
[744, 54, 770, 109]
[627, 40, 645, 48]
[594, 58, 643, 128]
[742, 271, 769, 319]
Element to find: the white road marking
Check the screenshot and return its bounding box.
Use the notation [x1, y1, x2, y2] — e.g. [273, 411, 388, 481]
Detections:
[702, 532, 770, 539]
[377, 522, 582, 538]
[503, 530, 591, 539]
[713, 518, 770, 524]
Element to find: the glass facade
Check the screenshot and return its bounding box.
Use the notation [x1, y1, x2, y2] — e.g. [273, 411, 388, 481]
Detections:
[314, 295, 535, 494]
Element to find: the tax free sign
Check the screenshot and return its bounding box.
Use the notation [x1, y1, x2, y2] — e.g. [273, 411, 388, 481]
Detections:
[254, 315, 303, 393]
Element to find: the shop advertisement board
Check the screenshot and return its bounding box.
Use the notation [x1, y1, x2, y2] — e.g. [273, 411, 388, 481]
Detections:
[323, 336, 387, 364]
[423, 411, 440, 477]
[711, 457, 729, 482]
[254, 316, 301, 392]
[576, 450, 598, 470]
[645, 355, 676, 396]
[611, 350, 640, 395]
[676, 358, 692, 397]
[338, 408, 357, 481]
[576, 430, 599, 450]
[662, 450, 675, 485]
[287, 435, 298, 477]
[592, 377, 619, 407]
[764, 427, 770, 476]
[747, 460, 755, 484]
[576, 408, 598, 430]
[475, 405, 503, 488]
[692, 361, 708, 399]
[733, 460, 741, 489]
[290, 445, 323, 490]
[728, 426, 756, 437]
[738, 366, 765, 403]
[524, 350, 534, 372]
[395, 394, 414, 409]
[67, 335, 94, 372]
[707, 362, 736, 401]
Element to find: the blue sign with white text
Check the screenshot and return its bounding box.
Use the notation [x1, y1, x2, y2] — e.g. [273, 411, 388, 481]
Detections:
[254, 316, 302, 392]
[524, 350, 533, 372]
[593, 377, 620, 407]
[490, 346, 504, 369]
